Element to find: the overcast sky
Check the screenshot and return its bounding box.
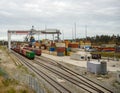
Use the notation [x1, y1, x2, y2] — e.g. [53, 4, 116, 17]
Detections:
[0, 0, 120, 40]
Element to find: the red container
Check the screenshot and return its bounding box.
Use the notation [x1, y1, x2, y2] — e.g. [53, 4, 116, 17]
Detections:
[68, 43, 78, 48]
[56, 47, 65, 52]
[15, 48, 20, 53]
[51, 43, 55, 46]
[22, 49, 26, 55]
[34, 49, 41, 56]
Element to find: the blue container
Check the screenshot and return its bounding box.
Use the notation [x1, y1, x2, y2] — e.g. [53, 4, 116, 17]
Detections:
[66, 48, 71, 51]
[50, 47, 55, 51]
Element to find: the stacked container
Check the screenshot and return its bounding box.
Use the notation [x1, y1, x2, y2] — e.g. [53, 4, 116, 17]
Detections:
[65, 47, 71, 56]
[56, 43, 65, 56]
[41, 44, 46, 50]
[49, 43, 56, 52]
[68, 43, 79, 52]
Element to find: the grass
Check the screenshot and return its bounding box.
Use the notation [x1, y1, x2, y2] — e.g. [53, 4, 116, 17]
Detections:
[0, 68, 7, 77]
[0, 76, 35, 93]
[112, 80, 120, 88]
[19, 89, 27, 93]
[2, 78, 19, 87]
[7, 87, 16, 93]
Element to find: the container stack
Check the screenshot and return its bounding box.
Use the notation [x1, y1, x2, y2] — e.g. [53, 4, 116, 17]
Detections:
[41, 39, 50, 50]
[49, 43, 56, 52]
[68, 43, 79, 52]
[56, 43, 65, 56]
[34, 41, 40, 49]
[65, 47, 71, 56]
[41, 44, 46, 50]
[64, 40, 70, 48]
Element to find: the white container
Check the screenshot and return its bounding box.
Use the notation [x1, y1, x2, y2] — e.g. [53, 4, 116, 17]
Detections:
[101, 61, 107, 75]
[87, 61, 101, 74]
[56, 43, 65, 47]
[71, 48, 79, 52]
[70, 53, 86, 60]
[70, 51, 91, 61]
[117, 71, 120, 83]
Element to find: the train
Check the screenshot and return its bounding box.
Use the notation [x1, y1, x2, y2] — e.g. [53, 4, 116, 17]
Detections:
[23, 47, 42, 56]
[12, 47, 35, 59]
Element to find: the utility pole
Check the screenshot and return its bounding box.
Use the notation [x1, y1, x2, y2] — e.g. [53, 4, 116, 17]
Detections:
[62, 30, 64, 41]
[85, 25, 87, 40]
[45, 25, 47, 39]
[74, 22, 76, 42]
[72, 28, 74, 41]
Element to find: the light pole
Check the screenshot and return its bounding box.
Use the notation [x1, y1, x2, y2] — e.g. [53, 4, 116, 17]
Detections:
[85, 25, 87, 40]
[74, 22, 76, 42]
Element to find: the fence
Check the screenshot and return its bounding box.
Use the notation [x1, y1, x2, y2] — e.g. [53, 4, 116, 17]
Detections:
[12, 73, 45, 93]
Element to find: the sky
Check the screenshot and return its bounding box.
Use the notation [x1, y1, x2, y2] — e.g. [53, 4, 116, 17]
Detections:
[0, 0, 120, 40]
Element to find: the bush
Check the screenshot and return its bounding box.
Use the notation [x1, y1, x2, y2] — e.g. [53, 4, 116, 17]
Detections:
[19, 90, 27, 93]
[0, 68, 6, 76]
[7, 87, 16, 93]
[2, 79, 11, 86]
[2, 78, 18, 87]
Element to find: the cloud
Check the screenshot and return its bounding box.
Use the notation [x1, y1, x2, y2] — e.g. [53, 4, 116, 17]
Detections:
[0, 0, 120, 40]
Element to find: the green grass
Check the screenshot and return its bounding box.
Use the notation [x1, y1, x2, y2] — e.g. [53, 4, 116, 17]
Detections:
[2, 78, 19, 87]
[7, 87, 16, 93]
[0, 68, 7, 76]
[19, 89, 27, 93]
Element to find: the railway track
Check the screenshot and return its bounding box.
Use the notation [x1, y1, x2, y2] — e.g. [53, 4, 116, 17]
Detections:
[10, 53, 23, 65]
[11, 50, 113, 93]
[35, 56, 113, 93]
[11, 51, 71, 93]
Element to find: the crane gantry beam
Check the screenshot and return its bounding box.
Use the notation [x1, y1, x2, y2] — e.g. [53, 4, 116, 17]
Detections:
[8, 28, 61, 51]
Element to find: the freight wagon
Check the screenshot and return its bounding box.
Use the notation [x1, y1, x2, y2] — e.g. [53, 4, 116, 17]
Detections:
[23, 47, 41, 56]
[12, 47, 35, 59]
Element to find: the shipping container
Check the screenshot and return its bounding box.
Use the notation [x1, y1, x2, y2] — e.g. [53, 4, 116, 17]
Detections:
[57, 52, 64, 56]
[49, 47, 55, 51]
[87, 61, 101, 74]
[56, 47, 65, 52]
[87, 61, 107, 74]
[56, 43, 65, 47]
[68, 43, 79, 48]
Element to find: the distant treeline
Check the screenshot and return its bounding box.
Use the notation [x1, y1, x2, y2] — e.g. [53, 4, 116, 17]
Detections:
[77, 34, 120, 45]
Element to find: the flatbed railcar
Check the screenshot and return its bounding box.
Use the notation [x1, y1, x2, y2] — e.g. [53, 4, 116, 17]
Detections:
[11, 47, 35, 59]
